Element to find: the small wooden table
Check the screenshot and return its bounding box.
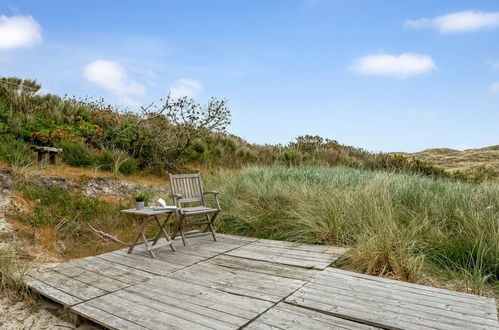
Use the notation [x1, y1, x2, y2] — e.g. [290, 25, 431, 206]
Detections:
[31, 146, 62, 166]
[121, 208, 176, 258]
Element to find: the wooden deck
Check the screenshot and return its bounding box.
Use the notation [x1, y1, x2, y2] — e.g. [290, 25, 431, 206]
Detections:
[27, 234, 498, 329]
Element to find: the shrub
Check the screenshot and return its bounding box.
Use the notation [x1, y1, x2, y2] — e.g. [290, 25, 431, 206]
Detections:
[0, 137, 32, 167]
[118, 158, 138, 175]
[56, 140, 95, 167]
[277, 150, 302, 166]
[96, 149, 137, 175]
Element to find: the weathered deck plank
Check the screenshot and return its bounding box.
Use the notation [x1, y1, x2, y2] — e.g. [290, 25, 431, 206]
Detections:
[286, 268, 499, 330]
[207, 254, 319, 281]
[27, 234, 497, 330]
[308, 271, 496, 320]
[74, 276, 273, 330]
[253, 238, 349, 255]
[97, 249, 182, 275]
[25, 277, 83, 306]
[53, 264, 130, 292]
[246, 303, 379, 330]
[170, 262, 306, 302]
[29, 270, 107, 302]
[67, 256, 156, 285]
[225, 245, 336, 269]
[72, 303, 149, 330]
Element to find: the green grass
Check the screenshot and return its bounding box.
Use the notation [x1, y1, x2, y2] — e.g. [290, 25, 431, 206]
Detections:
[0, 137, 32, 167]
[206, 166, 499, 291]
[0, 243, 33, 303]
[56, 140, 95, 167]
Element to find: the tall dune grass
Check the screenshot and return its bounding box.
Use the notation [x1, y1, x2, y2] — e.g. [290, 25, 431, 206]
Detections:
[206, 166, 499, 290]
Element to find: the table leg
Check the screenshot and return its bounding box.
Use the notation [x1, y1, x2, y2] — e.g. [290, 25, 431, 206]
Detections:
[141, 230, 156, 258]
[152, 213, 171, 245]
[127, 216, 149, 254]
[152, 215, 176, 252]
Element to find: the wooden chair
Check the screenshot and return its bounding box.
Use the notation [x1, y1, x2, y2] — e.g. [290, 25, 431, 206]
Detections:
[169, 173, 221, 246]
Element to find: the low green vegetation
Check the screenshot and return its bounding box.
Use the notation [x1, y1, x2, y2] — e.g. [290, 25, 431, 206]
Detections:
[207, 166, 499, 293]
[15, 182, 135, 257]
[0, 244, 32, 302]
[1, 76, 458, 180]
[0, 136, 33, 167]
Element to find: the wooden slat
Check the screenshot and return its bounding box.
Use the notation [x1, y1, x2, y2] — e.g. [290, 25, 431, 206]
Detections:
[195, 233, 257, 244]
[207, 254, 319, 281]
[254, 238, 349, 255]
[53, 263, 129, 292]
[75, 293, 210, 330]
[123, 285, 247, 326]
[73, 276, 273, 329]
[137, 276, 273, 320]
[225, 246, 335, 269]
[72, 303, 149, 330]
[67, 256, 156, 285]
[26, 277, 83, 306]
[97, 249, 181, 275]
[170, 262, 306, 302]
[316, 268, 497, 307]
[242, 244, 342, 262]
[311, 270, 498, 320]
[112, 290, 235, 330]
[286, 268, 499, 330]
[30, 270, 107, 301]
[294, 285, 498, 329]
[246, 302, 378, 330]
[129, 243, 207, 264]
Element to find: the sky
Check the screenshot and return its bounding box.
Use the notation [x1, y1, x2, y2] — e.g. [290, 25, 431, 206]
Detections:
[1, 0, 499, 152]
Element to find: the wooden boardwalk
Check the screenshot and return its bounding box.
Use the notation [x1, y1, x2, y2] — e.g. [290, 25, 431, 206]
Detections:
[27, 234, 498, 329]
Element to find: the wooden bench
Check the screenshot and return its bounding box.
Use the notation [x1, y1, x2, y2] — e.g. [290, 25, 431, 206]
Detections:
[31, 146, 62, 166]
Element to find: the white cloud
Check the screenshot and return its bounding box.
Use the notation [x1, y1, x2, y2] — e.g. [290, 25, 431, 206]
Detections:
[0, 15, 42, 50]
[169, 79, 203, 99]
[490, 82, 499, 93]
[422, 111, 436, 119]
[486, 60, 499, 70]
[351, 53, 436, 78]
[405, 10, 499, 34]
[409, 109, 437, 120]
[82, 60, 145, 103]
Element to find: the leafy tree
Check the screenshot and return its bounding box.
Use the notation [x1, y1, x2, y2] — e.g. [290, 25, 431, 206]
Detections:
[139, 94, 231, 168]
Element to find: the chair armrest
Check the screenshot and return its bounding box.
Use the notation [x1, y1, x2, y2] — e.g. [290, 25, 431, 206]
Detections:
[203, 191, 221, 211]
[169, 194, 183, 209]
[169, 193, 183, 199]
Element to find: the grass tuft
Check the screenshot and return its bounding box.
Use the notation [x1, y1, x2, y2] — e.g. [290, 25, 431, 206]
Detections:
[207, 166, 499, 286]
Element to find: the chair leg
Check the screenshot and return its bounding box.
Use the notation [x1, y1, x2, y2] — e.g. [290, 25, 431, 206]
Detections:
[180, 227, 187, 246]
[209, 222, 217, 242]
[206, 212, 218, 242]
[177, 214, 187, 246]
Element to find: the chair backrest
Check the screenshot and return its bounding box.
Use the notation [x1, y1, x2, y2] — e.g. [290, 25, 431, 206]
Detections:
[169, 173, 204, 204]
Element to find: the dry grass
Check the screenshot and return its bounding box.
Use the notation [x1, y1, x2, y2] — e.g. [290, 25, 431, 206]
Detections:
[398, 145, 499, 182]
[33, 164, 169, 186]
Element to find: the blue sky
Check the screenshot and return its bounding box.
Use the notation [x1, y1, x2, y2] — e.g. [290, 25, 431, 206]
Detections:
[1, 0, 499, 152]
